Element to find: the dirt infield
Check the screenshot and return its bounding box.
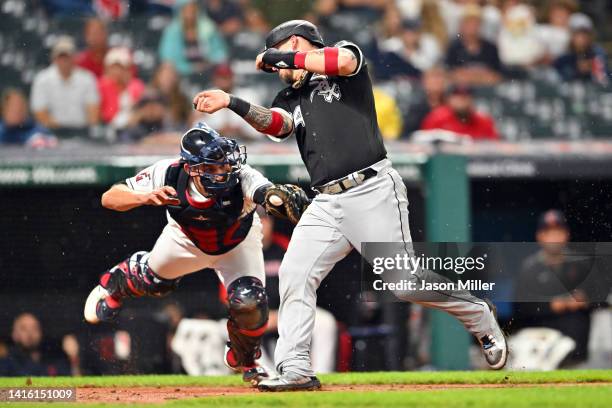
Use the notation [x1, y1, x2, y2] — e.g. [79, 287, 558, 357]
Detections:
[76, 382, 611, 404]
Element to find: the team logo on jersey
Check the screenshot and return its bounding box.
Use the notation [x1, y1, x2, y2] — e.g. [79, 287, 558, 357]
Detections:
[135, 171, 151, 186]
[293, 106, 305, 129]
[310, 79, 341, 103]
[193, 215, 210, 221]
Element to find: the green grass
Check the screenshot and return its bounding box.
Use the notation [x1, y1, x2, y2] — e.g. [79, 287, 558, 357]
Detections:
[0, 370, 610, 408]
[0, 369, 610, 388]
[169, 386, 612, 408]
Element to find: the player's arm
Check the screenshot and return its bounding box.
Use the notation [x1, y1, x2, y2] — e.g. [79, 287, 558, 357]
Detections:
[101, 183, 180, 212]
[256, 42, 361, 77]
[192, 90, 293, 138]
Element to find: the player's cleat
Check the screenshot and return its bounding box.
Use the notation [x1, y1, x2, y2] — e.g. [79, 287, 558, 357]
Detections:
[479, 299, 508, 370]
[241, 365, 269, 385]
[224, 342, 268, 385]
[83, 285, 122, 324]
[257, 372, 321, 392]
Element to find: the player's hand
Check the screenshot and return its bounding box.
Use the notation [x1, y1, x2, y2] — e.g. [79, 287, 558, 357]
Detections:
[192, 90, 230, 114]
[141, 186, 180, 206]
[256, 51, 278, 73]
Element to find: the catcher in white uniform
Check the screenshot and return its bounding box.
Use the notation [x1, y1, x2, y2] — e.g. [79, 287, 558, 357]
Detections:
[83, 122, 309, 384]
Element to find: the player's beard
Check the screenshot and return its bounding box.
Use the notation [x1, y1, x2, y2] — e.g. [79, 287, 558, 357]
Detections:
[279, 69, 295, 85]
[279, 69, 308, 88]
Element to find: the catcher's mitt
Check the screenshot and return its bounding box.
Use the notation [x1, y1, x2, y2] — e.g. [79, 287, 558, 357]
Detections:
[264, 184, 310, 224]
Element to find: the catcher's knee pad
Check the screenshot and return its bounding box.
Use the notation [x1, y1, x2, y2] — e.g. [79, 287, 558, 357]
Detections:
[226, 277, 268, 366]
[100, 251, 179, 299]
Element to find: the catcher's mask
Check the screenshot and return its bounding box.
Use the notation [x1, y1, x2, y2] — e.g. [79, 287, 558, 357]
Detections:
[179, 122, 247, 194]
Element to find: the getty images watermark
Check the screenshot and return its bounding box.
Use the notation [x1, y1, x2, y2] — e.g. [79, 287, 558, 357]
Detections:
[360, 242, 612, 303]
[370, 252, 495, 292]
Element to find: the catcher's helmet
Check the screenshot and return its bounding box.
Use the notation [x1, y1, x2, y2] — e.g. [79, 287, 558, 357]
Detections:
[265, 20, 324, 50]
[180, 122, 247, 194]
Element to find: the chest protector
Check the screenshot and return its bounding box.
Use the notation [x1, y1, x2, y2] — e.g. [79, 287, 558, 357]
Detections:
[164, 162, 253, 255]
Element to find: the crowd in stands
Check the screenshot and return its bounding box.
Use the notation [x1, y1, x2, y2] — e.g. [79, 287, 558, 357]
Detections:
[0, 0, 611, 146]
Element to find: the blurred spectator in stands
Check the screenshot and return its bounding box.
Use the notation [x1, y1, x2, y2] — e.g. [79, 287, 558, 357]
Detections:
[30, 36, 100, 138]
[42, 0, 95, 16]
[439, 0, 502, 42]
[159, 0, 228, 76]
[378, 18, 442, 76]
[119, 88, 177, 143]
[314, 0, 388, 17]
[401, 66, 448, 137]
[420, 84, 499, 140]
[498, 4, 544, 77]
[192, 64, 260, 140]
[0, 89, 57, 148]
[373, 20, 421, 79]
[243, 7, 271, 34]
[94, 0, 128, 20]
[393, 0, 448, 49]
[98, 47, 145, 133]
[373, 87, 403, 140]
[445, 4, 503, 86]
[159, 302, 185, 374]
[259, 210, 337, 373]
[76, 18, 109, 79]
[129, 0, 174, 15]
[420, 0, 449, 50]
[379, 3, 403, 40]
[0, 313, 80, 376]
[151, 62, 191, 128]
[205, 0, 244, 36]
[554, 13, 610, 86]
[537, 0, 577, 61]
[516, 210, 596, 365]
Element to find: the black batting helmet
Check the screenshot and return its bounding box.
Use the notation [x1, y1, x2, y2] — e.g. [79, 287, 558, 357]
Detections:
[265, 20, 325, 49]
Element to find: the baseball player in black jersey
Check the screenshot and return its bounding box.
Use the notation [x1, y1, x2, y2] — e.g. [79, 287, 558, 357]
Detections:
[83, 122, 309, 385]
[194, 20, 508, 392]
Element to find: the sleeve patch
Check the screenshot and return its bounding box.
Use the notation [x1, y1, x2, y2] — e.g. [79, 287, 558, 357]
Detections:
[134, 171, 152, 186]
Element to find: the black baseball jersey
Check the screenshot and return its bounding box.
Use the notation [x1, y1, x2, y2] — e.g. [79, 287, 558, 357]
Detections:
[270, 41, 387, 187]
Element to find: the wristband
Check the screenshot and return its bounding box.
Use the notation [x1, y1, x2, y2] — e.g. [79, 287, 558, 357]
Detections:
[262, 49, 298, 69]
[227, 95, 251, 117]
[324, 47, 339, 76]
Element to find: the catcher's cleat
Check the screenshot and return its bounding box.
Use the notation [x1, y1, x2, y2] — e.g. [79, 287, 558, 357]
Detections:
[224, 342, 268, 385]
[257, 372, 321, 392]
[479, 299, 508, 370]
[84, 285, 122, 324]
[242, 366, 269, 385]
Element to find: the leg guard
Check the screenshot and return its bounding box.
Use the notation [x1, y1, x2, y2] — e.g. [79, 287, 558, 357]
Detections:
[226, 276, 269, 367]
[100, 251, 179, 301]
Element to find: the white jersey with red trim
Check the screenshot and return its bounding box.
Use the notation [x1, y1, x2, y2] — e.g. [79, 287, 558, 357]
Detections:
[125, 158, 271, 219]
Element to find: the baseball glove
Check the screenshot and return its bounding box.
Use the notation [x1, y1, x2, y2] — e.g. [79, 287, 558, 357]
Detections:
[264, 184, 310, 224]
